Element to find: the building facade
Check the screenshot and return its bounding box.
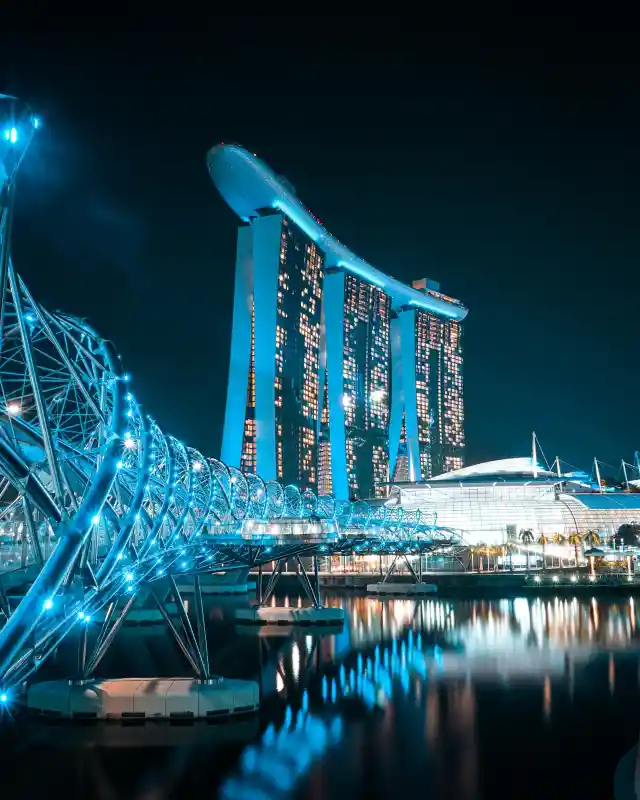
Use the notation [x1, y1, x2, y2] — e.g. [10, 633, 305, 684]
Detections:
[326, 273, 391, 497]
[393, 457, 640, 546]
[208, 144, 468, 499]
[411, 279, 465, 477]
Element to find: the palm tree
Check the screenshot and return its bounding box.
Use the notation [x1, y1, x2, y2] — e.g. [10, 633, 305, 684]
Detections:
[616, 523, 640, 549]
[468, 546, 476, 572]
[490, 545, 504, 572]
[477, 542, 487, 571]
[537, 534, 550, 570]
[583, 530, 601, 576]
[553, 533, 567, 568]
[519, 529, 534, 572]
[504, 541, 517, 571]
[584, 530, 600, 549]
[568, 533, 583, 567]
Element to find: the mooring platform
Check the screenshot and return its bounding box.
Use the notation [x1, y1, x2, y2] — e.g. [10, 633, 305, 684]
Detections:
[25, 677, 259, 720]
[366, 582, 438, 596]
[175, 571, 254, 595]
[235, 606, 344, 625]
[92, 604, 182, 624]
[174, 582, 252, 595]
[235, 623, 344, 636]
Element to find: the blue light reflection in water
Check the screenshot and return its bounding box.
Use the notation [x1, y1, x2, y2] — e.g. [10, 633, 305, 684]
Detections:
[220, 592, 640, 799]
[2, 593, 640, 799]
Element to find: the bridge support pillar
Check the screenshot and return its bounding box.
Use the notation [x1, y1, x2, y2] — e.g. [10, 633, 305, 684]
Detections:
[20, 573, 262, 720]
[366, 549, 437, 595]
[175, 569, 252, 595]
[238, 552, 344, 626]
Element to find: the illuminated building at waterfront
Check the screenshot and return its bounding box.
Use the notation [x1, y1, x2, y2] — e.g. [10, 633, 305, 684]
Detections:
[392, 278, 465, 481]
[392, 456, 640, 546]
[208, 144, 468, 499]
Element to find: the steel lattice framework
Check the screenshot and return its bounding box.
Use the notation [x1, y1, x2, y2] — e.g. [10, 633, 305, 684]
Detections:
[0, 97, 462, 692]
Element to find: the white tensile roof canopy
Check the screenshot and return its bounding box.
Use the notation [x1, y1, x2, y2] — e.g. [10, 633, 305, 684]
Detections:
[429, 457, 555, 482]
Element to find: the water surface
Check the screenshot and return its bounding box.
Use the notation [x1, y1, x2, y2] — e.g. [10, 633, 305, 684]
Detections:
[1, 593, 639, 799]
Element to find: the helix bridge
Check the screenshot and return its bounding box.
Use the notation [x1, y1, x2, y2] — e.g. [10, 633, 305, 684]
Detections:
[0, 95, 463, 697]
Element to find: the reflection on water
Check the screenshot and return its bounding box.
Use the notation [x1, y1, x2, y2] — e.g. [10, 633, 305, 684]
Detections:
[331, 594, 640, 654]
[2, 593, 640, 799]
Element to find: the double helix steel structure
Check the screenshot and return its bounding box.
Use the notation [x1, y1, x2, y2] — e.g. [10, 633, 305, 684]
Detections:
[0, 96, 461, 692]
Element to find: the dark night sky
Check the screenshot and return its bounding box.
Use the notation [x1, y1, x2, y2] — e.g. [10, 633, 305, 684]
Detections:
[1, 14, 639, 475]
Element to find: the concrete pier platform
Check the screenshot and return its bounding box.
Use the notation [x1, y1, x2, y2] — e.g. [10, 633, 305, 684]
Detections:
[236, 623, 344, 637]
[174, 582, 253, 595]
[92, 603, 180, 624]
[25, 677, 259, 720]
[235, 606, 344, 626]
[25, 715, 260, 747]
[366, 582, 437, 596]
[175, 570, 253, 595]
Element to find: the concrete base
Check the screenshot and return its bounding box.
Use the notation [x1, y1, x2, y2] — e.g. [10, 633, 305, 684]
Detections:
[26, 716, 260, 748]
[235, 606, 344, 626]
[367, 582, 437, 596]
[175, 582, 251, 595]
[26, 677, 259, 720]
[175, 569, 252, 595]
[92, 603, 181, 624]
[236, 623, 345, 637]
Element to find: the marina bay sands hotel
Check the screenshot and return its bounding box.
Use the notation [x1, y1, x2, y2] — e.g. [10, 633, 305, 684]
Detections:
[208, 145, 468, 501]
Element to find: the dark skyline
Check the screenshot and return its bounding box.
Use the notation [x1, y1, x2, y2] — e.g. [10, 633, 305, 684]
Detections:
[1, 18, 639, 475]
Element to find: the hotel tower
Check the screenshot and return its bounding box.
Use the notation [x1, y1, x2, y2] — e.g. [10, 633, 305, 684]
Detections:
[208, 145, 468, 500]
